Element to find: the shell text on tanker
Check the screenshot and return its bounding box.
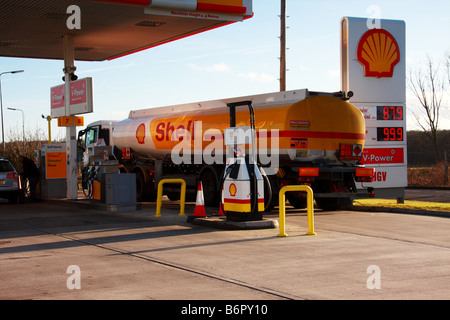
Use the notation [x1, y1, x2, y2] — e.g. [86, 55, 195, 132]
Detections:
[155, 120, 197, 142]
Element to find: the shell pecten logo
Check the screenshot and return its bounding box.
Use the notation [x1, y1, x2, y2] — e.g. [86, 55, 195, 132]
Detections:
[357, 28, 400, 78]
[229, 183, 237, 197]
[136, 123, 146, 145]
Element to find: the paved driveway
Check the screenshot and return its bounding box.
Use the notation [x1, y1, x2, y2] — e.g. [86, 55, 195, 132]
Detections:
[0, 201, 449, 301]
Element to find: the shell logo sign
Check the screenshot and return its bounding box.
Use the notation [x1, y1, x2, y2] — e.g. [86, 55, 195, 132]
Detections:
[357, 29, 400, 78]
[136, 123, 146, 145]
[229, 183, 237, 197]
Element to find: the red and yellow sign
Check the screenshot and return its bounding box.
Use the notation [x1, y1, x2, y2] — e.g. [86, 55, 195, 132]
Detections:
[57, 116, 84, 127]
[361, 148, 404, 165]
[357, 29, 400, 78]
[197, 0, 246, 14]
[92, 0, 247, 14]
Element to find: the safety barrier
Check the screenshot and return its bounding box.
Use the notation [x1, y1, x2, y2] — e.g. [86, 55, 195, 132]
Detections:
[278, 185, 316, 237]
[155, 179, 186, 217]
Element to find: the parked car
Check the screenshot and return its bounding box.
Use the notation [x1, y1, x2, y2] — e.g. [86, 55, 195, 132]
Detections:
[0, 158, 21, 204]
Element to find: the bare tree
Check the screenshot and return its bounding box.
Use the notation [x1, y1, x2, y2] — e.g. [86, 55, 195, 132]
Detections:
[4, 124, 49, 170]
[447, 51, 450, 85]
[408, 56, 447, 162]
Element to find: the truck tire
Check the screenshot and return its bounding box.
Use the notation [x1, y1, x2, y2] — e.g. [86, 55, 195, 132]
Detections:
[134, 169, 146, 202]
[199, 167, 220, 207]
[286, 191, 307, 209]
[314, 181, 350, 211]
[315, 198, 341, 211]
[263, 174, 279, 212]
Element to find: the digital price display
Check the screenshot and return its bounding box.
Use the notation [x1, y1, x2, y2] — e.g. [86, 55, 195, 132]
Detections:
[377, 106, 403, 120]
[377, 127, 404, 141]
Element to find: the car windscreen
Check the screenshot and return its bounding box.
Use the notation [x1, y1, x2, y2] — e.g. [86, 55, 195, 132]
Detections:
[0, 160, 15, 172]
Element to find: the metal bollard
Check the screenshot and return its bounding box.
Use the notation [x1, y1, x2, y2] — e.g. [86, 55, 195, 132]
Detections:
[156, 179, 186, 217]
[278, 185, 316, 237]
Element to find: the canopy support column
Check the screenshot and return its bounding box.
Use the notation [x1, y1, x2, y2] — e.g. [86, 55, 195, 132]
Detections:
[63, 34, 78, 200]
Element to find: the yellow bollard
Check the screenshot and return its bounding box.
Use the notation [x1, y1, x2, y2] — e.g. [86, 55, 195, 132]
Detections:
[278, 189, 288, 237]
[155, 179, 186, 217]
[277, 185, 316, 237]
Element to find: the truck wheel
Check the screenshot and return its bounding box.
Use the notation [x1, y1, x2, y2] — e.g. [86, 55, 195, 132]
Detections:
[263, 174, 279, 212]
[315, 198, 341, 211]
[167, 192, 180, 201]
[314, 182, 349, 211]
[286, 191, 307, 209]
[200, 168, 219, 207]
[134, 170, 145, 202]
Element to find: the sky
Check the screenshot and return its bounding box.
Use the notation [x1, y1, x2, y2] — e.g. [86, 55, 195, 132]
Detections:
[0, 0, 449, 142]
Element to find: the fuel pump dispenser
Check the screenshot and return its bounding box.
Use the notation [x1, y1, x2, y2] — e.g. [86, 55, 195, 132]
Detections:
[222, 101, 264, 222]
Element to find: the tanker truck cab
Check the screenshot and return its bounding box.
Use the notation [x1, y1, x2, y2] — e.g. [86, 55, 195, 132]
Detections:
[77, 120, 117, 167]
[78, 119, 159, 202]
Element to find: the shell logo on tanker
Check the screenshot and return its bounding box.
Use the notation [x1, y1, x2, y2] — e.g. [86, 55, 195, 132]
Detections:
[357, 28, 400, 78]
[136, 123, 146, 145]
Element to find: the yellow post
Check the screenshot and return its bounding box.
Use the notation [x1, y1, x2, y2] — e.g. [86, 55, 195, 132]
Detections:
[155, 179, 186, 217]
[46, 116, 52, 143]
[155, 181, 164, 218]
[305, 187, 315, 236]
[278, 188, 288, 237]
[277, 185, 316, 237]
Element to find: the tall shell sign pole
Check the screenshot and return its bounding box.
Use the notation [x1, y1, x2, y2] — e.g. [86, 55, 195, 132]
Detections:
[340, 17, 407, 200]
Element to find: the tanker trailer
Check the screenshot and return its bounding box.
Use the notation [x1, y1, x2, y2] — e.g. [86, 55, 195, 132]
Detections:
[78, 89, 374, 211]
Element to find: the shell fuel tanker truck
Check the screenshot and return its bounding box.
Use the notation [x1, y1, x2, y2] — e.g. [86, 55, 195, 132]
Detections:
[78, 89, 374, 211]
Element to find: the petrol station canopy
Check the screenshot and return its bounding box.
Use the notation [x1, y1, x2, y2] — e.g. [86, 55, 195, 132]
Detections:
[0, 0, 253, 61]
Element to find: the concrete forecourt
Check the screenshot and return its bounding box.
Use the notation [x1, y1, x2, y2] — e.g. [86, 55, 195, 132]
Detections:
[0, 198, 449, 301]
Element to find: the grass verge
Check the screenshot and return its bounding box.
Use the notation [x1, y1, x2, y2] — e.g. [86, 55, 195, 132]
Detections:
[353, 199, 450, 212]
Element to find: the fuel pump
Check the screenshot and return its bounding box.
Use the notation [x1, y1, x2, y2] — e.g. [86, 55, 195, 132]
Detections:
[222, 101, 264, 222]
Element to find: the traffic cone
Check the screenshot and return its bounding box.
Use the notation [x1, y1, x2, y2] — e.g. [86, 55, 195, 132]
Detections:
[219, 203, 226, 216]
[218, 186, 225, 216]
[193, 181, 207, 218]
